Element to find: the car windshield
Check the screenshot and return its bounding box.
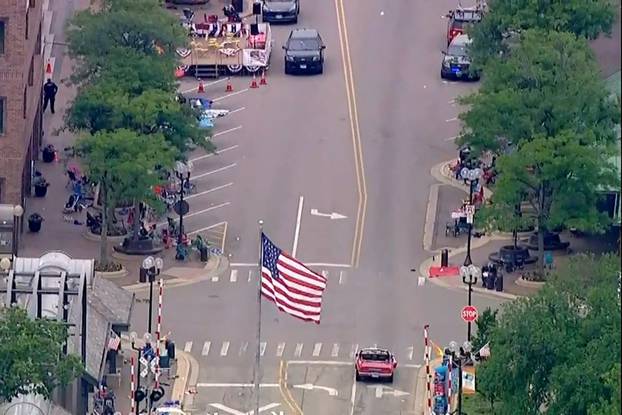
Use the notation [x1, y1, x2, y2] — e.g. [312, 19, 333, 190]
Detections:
[448, 43, 469, 56]
[361, 351, 390, 361]
[288, 38, 319, 51]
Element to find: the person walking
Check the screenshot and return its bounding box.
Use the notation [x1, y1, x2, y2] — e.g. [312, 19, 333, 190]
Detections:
[42, 78, 58, 114]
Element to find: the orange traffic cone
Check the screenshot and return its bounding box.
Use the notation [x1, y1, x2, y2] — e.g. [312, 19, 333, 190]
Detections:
[249, 73, 259, 89]
[259, 70, 267, 86]
[197, 79, 205, 93]
[226, 78, 233, 92]
[45, 60, 53, 75]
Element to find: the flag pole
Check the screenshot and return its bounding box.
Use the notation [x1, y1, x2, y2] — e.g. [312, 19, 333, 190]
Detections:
[255, 219, 264, 415]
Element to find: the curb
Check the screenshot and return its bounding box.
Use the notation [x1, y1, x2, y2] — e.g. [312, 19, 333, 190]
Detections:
[413, 358, 443, 415]
[171, 351, 190, 403]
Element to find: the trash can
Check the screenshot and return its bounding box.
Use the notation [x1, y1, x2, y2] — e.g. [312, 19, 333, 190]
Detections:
[495, 273, 504, 292]
[139, 267, 148, 283]
[200, 245, 209, 262]
[28, 213, 43, 233]
[486, 269, 495, 290]
[440, 249, 449, 267]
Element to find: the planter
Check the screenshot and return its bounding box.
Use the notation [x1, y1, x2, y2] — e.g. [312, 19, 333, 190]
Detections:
[34, 184, 48, 197]
[526, 232, 570, 251]
[113, 237, 164, 255]
[516, 276, 546, 288]
[28, 214, 43, 233]
[489, 245, 537, 268]
[83, 228, 127, 243]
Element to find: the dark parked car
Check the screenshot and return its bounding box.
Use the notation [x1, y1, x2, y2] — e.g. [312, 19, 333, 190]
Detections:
[440, 34, 479, 81]
[283, 28, 325, 75]
[262, 0, 299, 24]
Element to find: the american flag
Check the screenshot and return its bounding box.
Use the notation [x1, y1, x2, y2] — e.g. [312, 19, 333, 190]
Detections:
[261, 233, 327, 324]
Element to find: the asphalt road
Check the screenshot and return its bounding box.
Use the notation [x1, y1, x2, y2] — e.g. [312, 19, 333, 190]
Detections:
[130, 1, 507, 414]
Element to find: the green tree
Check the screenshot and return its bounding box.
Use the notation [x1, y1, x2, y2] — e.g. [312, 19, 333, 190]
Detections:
[490, 131, 618, 275]
[66, 0, 185, 84]
[469, 0, 618, 65]
[76, 129, 176, 266]
[458, 30, 619, 154]
[471, 307, 498, 351]
[0, 307, 83, 401]
[589, 363, 621, 415]
[477, 254, 621, 414]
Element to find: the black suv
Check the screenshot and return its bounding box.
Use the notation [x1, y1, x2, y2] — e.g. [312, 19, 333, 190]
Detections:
[262, 0, 300, 24]
[283, 29, 325, 75]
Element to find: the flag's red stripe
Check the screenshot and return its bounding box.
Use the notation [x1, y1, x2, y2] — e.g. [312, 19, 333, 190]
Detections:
[261, 282, 321, 320]
[279, 254, 327, 284]
[272, 268, 324, 299]
[261, 276, 322, 313]
[277, 261, 327, 292]
[267, 276, 322, 308]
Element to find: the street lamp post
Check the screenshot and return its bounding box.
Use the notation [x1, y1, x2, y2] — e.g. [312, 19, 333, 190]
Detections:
[459, 164, 481, 266]
[12, 205, 23, 257]
[448, 341, 463, 415]
[460, 264, 481, 342]
[174, 161, 193, 245]
[141, 256, 164, 335]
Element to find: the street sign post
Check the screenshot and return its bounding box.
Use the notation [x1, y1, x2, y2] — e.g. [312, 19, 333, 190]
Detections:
[461, 305, 478, 323]
[465, 204, 475, 224]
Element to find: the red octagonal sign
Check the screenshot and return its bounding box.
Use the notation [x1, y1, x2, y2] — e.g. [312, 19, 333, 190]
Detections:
[461, 305, 478, 322]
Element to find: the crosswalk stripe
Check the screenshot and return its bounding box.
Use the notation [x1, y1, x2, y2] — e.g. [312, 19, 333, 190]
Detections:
[239, 341, 249, 356]
[230, 270, 238, 282]
[331, 343, 339, 357]
[350, 344, 359, 358]
[339, 270, 346, 284]
[248, 270, 253, 282]
[321, 270, 328, 279]
[220, 341, 230, 356]
[184, 341, 193, 353]
[312, 343, 322, 357]
[260, 342, 267, 357]
[201, 341, 211, 356]
[276, 342, 286, 357]
[211, 275, 219, 282]
[294, 343, 304, 358]
[407, 346, 414, 361]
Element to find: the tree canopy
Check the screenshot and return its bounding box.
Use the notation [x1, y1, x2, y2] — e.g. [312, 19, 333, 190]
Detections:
[476, 254, 621, 414]
[0, 307, 83, 402]
[458, 29, 620, 154]
[469, 0, 618, 65]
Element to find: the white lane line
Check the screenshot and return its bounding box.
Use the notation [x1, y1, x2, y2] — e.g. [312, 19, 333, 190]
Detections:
[339, 270, 346, 284]
[294, 343, 304, 358]
[229, 107, 246, 115]
[444, 135, 459, 141]
[291, 195, 304, 257]
[181, 78, 228, 93]
[213, 126, 243, 137]
[190, 145, 239, 162]
[230, 270, 238, 282]
[248, 270, 253, 282]
[198, 383, 280, 388]
[239, 341, 249, 356]
[201, 341, 211, 356]
[191, 163, 237, 180]
[158, 202, 230, 226]
[185, 182, 234, 200]
[276, 342, 286, 357]
[229, 262, 351, 268]
[188, 221, 229, 236]
[184, 341, 193, 353]
[260, 342, 267, 357]
[445, 117, 458, 122]
[350, 372, 357, 415]
[312, 343, 322, 357]
[220, 341, 230, 356]
[331, 343, 340, 357]
[350, 344, 358, 359]
[212, 88, 249, 102]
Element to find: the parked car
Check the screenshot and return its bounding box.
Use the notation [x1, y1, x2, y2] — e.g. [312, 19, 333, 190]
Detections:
[283, 28, 325, 75]
[262, 0, 300, 24]
[445, 7, 483, 46]
[354, 348, 397, 383]
[440, 34, 479, 81]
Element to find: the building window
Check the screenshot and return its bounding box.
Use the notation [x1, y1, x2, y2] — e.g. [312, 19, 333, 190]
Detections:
[0, 97, 5, 134]
[0, 20, 6, 55]
[35, 23, 41, 55]
[23, 88, 27, 119]
[28, 58, 34, 86]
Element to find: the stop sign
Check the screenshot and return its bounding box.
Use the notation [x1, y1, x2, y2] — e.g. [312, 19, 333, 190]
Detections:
[461, 305, 478, 322]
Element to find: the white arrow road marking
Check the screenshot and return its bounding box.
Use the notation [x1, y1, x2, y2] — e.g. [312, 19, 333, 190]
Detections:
[367, 385, 411, 398]
[208, 402, 281, 415]
[293, 384, 339, 396]
[310, 208, 348, 220]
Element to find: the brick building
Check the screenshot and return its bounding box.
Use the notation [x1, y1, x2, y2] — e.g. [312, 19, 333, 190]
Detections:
[0, 0, 44, 205]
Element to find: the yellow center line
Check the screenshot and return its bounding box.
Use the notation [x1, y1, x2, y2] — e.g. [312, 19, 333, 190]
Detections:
[278, 360, 303, 414]
[335, 0, 367, 268]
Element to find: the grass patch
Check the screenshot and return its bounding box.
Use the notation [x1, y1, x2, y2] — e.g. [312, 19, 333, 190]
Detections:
[462, 392, 497, 414]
